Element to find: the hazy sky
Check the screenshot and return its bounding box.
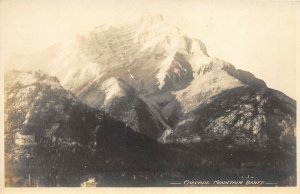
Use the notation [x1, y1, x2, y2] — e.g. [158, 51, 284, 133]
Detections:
[0, 0, 297, 99]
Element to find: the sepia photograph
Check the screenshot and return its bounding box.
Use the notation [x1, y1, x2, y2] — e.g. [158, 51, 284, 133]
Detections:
[0, 0, 298, 193]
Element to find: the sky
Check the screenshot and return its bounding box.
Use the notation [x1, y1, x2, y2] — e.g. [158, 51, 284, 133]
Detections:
[0, 0, 298, 99]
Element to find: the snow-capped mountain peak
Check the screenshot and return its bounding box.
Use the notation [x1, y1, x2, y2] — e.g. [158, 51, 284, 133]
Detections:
[6, 14, 288, 144]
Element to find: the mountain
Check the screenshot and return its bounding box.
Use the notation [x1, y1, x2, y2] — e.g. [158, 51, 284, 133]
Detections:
[4, 14, 296, 186]
[7, 14, 296, 147]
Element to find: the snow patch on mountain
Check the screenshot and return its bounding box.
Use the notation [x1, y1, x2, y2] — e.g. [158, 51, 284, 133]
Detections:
[101, 77, 126, 106]
[177, 118, 194, 126]
[156, 51, 176, 89]
[158, 128, 173, 143]
[188, 55, 211, 73]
